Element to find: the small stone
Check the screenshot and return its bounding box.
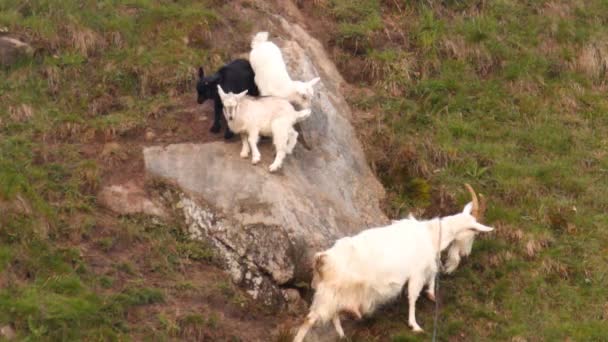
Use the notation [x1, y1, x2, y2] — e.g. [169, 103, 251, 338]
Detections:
[98, 181, 167, 218]
[282, 289, 306, 313]
[145, 130, 156, 141]
[0, 325, 16, 340]
[282, 288, 301, 303]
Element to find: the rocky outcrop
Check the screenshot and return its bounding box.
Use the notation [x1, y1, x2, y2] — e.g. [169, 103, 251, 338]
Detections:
[143, 18, 388, 306]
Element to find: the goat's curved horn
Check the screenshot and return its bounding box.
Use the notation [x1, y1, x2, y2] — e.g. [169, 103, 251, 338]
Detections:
[465, 183, 479, 219]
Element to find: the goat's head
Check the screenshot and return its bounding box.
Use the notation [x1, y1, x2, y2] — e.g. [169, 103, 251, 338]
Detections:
[217, 85, 247, 121]
[438, 184, 493, 250]
[291, 77, 320, 109]
[196, 66, 220, 104]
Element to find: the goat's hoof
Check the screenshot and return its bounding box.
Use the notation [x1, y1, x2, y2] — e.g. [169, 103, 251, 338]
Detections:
[210, 124, 221, 133]
[252, 157, 260, 165]
[269, 164, 280, 172]
[426, 292, 436, 302]
[240, 152, 249, 158]
[411, 326, 424, 333]
[443, 265, 456, 274]
[224, 131, 235, 139]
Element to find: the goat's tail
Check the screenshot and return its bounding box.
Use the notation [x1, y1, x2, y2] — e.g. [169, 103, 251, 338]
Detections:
[295, 109, 312, 123]
[251, 31, 269, 49]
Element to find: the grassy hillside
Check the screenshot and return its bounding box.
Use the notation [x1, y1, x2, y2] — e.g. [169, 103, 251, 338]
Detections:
[1, 0, 608, 341]
[301, 0, 608, 340]
[0, 1, 274, 340]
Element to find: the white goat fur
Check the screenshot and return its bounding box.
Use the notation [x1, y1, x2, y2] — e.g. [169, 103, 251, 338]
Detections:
[250, 32, 320, 109]
[294, 203, 494, 342]
[217, 86, 311, 172]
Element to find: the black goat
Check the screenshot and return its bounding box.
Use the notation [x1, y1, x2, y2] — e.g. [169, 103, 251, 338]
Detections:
[197, 59, 260, 139]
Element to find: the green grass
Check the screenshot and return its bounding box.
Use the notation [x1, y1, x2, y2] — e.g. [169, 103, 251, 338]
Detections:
[315, 0, 608, 340]
[0, 0, 221, 339]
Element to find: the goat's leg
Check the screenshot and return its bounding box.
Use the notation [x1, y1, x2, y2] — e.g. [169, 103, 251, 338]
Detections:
[210, 100, 222, 133]
[293, 313, 318, 342]
[248, 130, 261, 164]
[407, 276, 425, 332]
[286, 128, 298, 155]
[240, 134, 250, 158]
[269, 124, 289, 172]
[269, 150, 287, 172]
[344, 307, 362, 320]
[443, 244, 462, 274]
[332, 315, 345, 339]
[426, 274, 436, 302]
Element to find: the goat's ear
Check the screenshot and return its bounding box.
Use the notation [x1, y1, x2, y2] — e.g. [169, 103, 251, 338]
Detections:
[236, 90, 248, 99]
[472, 222, 494, 232]
[198, 67, 205, 78]
[463, 202, 473, 215]
[217, 85, 226, 98]
[308, 77, 320, 87]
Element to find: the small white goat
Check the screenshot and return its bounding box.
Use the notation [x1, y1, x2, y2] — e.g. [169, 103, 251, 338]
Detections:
[250, 32, 320, 109]
[294, 186, 493, 342]
[217, 85, 311, 172]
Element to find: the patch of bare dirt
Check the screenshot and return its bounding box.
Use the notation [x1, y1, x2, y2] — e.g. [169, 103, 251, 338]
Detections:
[82, 92, 290, 340]
[80, 210, 283, 341]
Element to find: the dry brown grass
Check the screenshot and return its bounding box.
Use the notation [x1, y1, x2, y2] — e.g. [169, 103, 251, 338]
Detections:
[76, 162, 100, 194]
[542, 1, 574, 19]
[67, 25, 105, 57]
[488, 250, 515, 268]
[88, 95, 122, 117]
[573, 42, 608, 82]
[9, 104, 34, 123]
[507, 79, 542, 97]
[0, 195, 32, 215]
[511, 336, 528, 342]
[364, 52, 413, 96]
[441, 36, 496, 76]
[494, 223, 524, 243]
[43, 65, 60, 95]
[107, 31, 124, 49]
[100, 142, 129, 168]
[524, 234, 553, 259]
[53, 122, 86, 142]
[540, 259, 570, 280]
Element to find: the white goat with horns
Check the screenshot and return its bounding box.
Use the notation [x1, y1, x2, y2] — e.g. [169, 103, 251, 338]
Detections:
[217, 85, 311, 172]
[293, 185, 493, 342]
[395, 185, 488, 274]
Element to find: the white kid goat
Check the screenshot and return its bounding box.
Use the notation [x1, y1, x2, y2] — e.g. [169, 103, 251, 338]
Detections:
[250, 32, 320, 109]
[217, 85, 311, 172]
[294, 185, 493, 342]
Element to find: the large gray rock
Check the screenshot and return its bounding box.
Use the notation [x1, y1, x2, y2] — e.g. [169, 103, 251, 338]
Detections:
[0, 36, 33, 66]
[143, 19, 387, 306]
